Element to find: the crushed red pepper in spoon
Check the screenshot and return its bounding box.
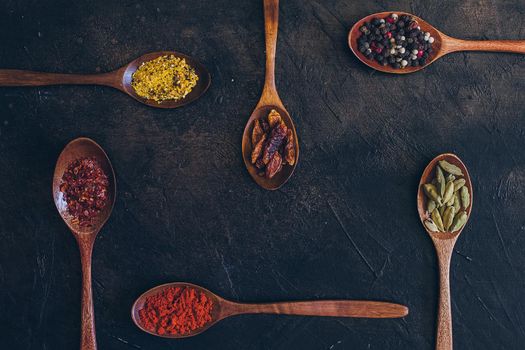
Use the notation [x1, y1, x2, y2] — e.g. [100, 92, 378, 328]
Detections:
[138, 286, 214, 336]
[60, 157, 109, 227]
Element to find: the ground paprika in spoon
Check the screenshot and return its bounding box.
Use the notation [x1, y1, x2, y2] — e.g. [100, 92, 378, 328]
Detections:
[138, 286, 214, 336]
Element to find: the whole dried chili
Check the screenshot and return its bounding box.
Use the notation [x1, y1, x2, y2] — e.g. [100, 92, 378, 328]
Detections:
[250, 109, 296, 179]
[139, 286, 214, 336]
[60, 157, 109, 226]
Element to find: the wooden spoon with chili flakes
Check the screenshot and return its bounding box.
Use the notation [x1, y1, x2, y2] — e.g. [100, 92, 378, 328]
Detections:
[53, 137, 116, 350]
[0, 51, 211, 108]
[131, 282, 409, 338]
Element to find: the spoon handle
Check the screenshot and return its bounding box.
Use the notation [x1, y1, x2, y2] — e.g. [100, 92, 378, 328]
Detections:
[0, 69, 118, 87]
[78, 236, 97, 350]
[433, 240, 456, 350]
[446, 38, 525, 54]
[261, 0, 279, 101]
[230, 300, 408, 319]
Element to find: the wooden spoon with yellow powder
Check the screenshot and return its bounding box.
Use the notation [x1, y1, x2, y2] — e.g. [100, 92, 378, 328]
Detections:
[0, 51, 211, 109]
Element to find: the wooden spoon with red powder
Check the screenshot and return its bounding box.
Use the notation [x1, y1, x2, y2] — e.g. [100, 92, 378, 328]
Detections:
[131, 282, 409, 338]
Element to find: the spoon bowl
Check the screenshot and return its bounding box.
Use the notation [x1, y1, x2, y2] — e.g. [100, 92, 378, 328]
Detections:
[119, 51, 211, 109]
[131, 282, 223, 338]
[131, 282, 409, 339]
[242, 0, 299, 190]
[417, 153, 473, 350]
[349, 11, 525, 74]
[53, 137, 116, 350]
[417, 153, 473, 239]
[53, 137, 116, 233]
[0, 51, 211, 108]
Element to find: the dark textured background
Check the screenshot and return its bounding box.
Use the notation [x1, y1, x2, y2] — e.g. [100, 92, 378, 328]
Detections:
[0, 0, 524, 349]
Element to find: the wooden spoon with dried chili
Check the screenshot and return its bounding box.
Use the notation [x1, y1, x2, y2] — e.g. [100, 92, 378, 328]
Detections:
[242, 0, 299, 190]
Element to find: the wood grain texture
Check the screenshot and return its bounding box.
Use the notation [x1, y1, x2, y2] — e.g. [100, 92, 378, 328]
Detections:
[131, 282, 408, 338]
[52, 138, 116, 350]
[241, 0, 299, 190]
[0, 0, 524, 349]
[417, 154, 473, 350]
[0, 51, 211, 109]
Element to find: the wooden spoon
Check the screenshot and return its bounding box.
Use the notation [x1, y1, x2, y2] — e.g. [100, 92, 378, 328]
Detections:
[241, 0, 299, 190]
[53, 137, 116, 350]
[417, 153, 473, 350]
[0, 51, 210, 108]
[349, 11, 525, 74]
[131, 282, 409, 338]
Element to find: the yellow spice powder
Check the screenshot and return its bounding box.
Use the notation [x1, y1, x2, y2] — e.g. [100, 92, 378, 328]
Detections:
[131, 55, 199, 103]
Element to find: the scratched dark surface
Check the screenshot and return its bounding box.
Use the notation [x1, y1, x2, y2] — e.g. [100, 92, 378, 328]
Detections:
[0, 0, 524, 349]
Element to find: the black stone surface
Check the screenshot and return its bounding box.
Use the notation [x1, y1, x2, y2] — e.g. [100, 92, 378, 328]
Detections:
[0, 0, 524, 349]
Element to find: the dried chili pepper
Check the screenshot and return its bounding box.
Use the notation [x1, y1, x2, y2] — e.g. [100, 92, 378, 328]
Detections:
[284, 129, 295, 165]
[266, 152, 283, 179]
[251, 119, 264, 146]
[139, 286, 214, 336]
[251, 133, 267, 164]
[267, 109, 282, 128]
[262, 122, 287, 165]
[250, 109, 296, 179]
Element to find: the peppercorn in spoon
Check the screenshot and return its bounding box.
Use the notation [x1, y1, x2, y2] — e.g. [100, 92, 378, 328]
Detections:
[0, 51, 210, 108]
[348, 11, 525, 74]
[53, 137, 116, 350]
[131, 282, 409, 338]
[242, 0, 299, 190]
[417, 153, 473, 350]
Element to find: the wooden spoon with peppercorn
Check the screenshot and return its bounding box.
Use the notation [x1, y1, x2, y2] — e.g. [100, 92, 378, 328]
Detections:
[53, 137, 116, 350]
[349, 11, 525, 74]
[417, 153, 473, 350]
[131, 282, 409, 338]
[0, 51, 211, 108]
[242, 0, 299, 190]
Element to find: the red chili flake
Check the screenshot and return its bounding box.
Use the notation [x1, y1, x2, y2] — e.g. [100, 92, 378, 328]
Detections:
[417, 50, 424, 58]
[386, 17, 395, 24]
[386, 32, 392, 38]
[60, 157, 109, 226]
[374, 47, 383, 54]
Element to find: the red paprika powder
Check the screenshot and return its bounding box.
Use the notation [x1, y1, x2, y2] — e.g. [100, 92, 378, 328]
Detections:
[139, 286, 214, 336]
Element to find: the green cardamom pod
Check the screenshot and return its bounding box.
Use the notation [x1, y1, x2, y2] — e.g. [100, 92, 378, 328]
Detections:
[460, 186, 470, 209]
[443, 206, 456, 231]
[432, 208, 445, 231]
[446, 174, 456, 182]
[427, 200, 436, 213]
[453, 178, 466, 192]
[439, 160, 464, 176]
[436, 166, 446, 197]
[439, 204, 446, 217]
[446, 194, 455, 206]
[423, 184, 440, 203]
[453, 192, 461, 213]
[442, 181, 455, 204]
[450, 211, 468, 231]
[424, 220, 439, 232]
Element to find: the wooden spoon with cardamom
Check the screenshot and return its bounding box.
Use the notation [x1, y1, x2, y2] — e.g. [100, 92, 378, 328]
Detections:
[348, 11, 525, 74]
[131, 282, 409, 339]
[0, 51, 210, 108]
[417, 153, 473, 350]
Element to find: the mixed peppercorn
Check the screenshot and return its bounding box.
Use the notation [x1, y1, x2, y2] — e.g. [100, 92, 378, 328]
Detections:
[357, 13, 435, 69]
